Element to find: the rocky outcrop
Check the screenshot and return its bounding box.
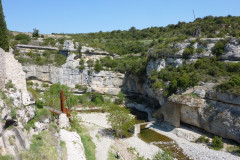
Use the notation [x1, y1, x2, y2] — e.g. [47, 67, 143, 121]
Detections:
[0, 48, 31, 105]
[60, 129, 86, 160]
[59, 114, 70, 129]
[22, 54, 125, 95]
[152, 85, 240, 143]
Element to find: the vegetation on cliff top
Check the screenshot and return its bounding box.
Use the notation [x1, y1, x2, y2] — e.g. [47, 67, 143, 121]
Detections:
[150, 57, 240, 96]
[66, 16, 240, 55]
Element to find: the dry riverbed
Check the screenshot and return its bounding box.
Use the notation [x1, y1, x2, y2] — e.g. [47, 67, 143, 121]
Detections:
[78, 112, 240, 160]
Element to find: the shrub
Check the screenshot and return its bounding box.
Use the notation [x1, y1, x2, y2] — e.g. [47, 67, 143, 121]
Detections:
[15, 33, 31, 44]
[10, 108, 16, 119]
[196, 48, 204, 54]
[94, 61, 103, 72]
[211, 136, 224, 150]
[15, 33, 31, 41]
[54, 54, 67, 66]
[36, 99, 44, 108]
[153, 150, 174, 160]
[114, 92, 125, 105]
[153, 80, 163, 91]
[43, 38, 56, 46]
[183, 46, 195, 59]
[5, 80, 15, 90]
[87, 60, 94, 67]
[27, 81, 34, 86]
[75, 84, 88, 92]
[195, 135, 209, 143]
[42, 83, 49, 88]
[91, 93, 104, 105]
[212, 40, 227, 56]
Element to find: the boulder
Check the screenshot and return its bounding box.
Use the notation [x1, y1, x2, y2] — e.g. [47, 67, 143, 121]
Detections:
[59, 114, 70, 129]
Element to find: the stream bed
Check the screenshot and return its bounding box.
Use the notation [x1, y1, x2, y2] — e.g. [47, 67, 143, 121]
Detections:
[129, 107, 191, 160]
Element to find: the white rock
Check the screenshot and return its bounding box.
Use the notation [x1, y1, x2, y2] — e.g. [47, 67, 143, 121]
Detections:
[59, 114, 70, 129]
[60, 129, 86, 160]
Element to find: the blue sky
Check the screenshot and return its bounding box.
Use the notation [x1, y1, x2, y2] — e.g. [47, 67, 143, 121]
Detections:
[2, 0, 240, 34]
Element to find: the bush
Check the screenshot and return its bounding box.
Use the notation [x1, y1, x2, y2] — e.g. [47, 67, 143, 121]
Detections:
[195, 135, 209, 143]
[42, 83, 49, 88]
[211, 136, 224, 150]
[153, 80, 163, 91]
[183, 46, 195, 59]
[196, 48, 204, 54]
[91, 93, 104, 105]
[36, 99, 44, 108]
[27, 81, 34, 86]
[10, 108, 16, 119]
[153, 150, 173, 160]
[15, 33, 31, 44]
[212, 40, 227, 56]
[75, 84, 87, 92]
[54, 54, 67, 66]
[94, 61, 103, 72]
[87, 60, 94, 68]
[114, 92, 125, 105]
[5, 80, 15, 90]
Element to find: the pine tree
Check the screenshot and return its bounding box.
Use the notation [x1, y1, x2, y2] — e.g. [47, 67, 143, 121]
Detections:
[0, 0, 9, 52]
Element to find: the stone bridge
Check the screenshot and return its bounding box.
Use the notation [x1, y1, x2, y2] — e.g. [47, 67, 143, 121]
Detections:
[134, 121, 154, 137]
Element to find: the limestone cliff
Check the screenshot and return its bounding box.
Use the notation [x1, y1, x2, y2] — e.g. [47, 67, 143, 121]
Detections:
[0, 48, 35, 158]
[22, 54, 125, 95]
[0, 48, 31, 105]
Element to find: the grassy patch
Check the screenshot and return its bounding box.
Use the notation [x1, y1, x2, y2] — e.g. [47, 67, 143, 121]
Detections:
[25, 107, 51, 131]
[20, 127, 59, 160]
[226, 145, 240, 156]
[0, 155, 14, 160]
[60, 140, 68, 160]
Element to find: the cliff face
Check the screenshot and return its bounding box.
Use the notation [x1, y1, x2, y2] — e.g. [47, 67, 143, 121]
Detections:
[0, 48, 35, 158]
[22, 54, 125, 95]
[20, 38, 240, 143]
[0, 48, 31, 105]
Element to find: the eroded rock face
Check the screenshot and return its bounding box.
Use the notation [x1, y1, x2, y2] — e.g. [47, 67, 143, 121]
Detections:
[154, 86, 240, 143]
[22, 54, 125, 95]
[0, 48, 31, 105]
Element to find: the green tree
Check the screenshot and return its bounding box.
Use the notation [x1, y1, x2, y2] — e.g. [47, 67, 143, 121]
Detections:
[32, 28, 39, 37]
[107, 106, 134, 138]
[0, 0, 9, 51]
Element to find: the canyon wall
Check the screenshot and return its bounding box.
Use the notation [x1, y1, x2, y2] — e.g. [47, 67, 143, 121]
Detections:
[22, 54, 125, 95]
